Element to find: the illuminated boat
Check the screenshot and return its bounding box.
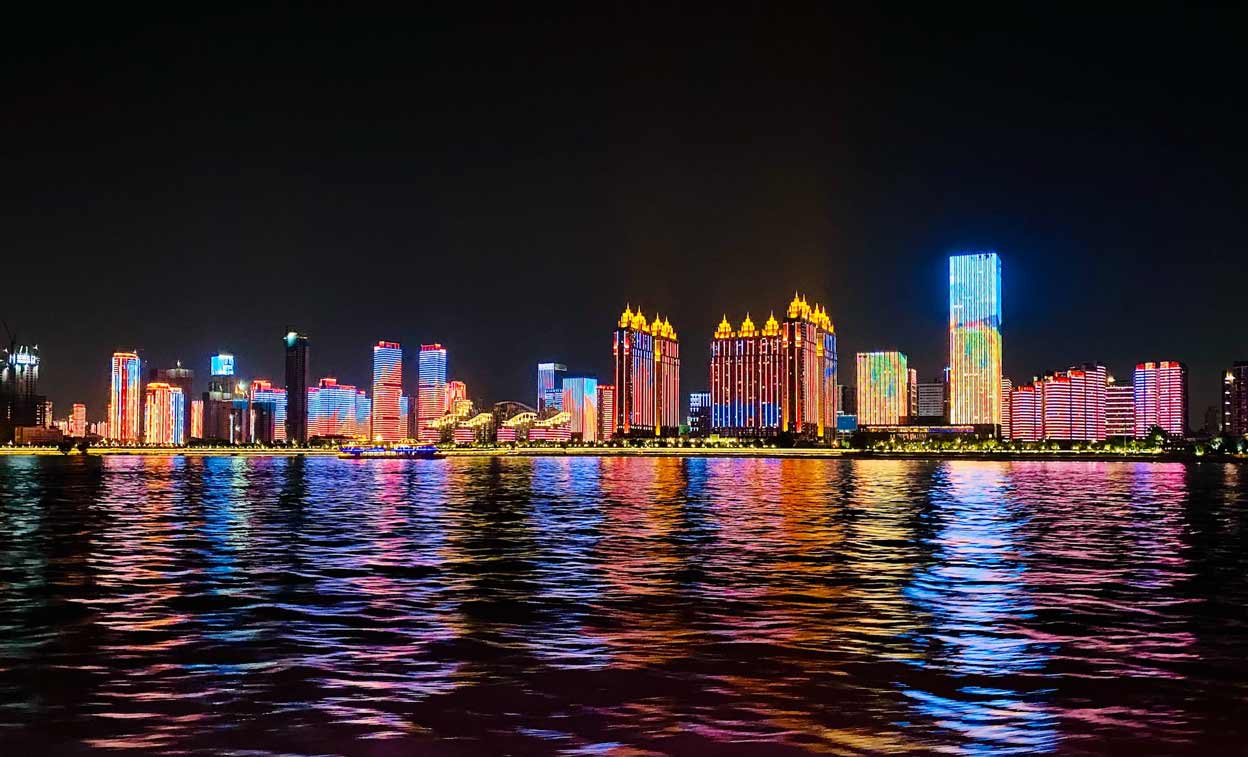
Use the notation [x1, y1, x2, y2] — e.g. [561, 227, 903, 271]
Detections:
[338, 444, 443, 459]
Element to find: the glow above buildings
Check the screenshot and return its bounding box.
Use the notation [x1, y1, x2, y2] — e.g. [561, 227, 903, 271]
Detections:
[109, 352, 142, 442]
[949, 252, 1002, 426]
[371, 341, 403, 442]
[856, 351, 909, 426]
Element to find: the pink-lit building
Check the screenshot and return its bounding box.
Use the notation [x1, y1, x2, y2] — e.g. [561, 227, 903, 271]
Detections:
[1133, 361, 1187, 438]
[308, 377, 368, 438]
[371, 341, 403, 442]
[1000, 377, 1013, 439]
[71, 403, 86, 438]
[1008, 384, 1043, 441]
[597, 384, 616, 440]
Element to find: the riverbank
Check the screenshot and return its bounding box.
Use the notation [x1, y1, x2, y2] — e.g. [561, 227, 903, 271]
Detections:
[4, 445, 1242, 463]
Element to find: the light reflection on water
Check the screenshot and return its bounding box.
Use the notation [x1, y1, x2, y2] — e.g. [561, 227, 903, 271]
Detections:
[0, 455, 1244, 753]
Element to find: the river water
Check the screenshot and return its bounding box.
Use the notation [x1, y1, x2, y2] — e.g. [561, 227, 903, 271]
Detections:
[0, 455, 1244, 753]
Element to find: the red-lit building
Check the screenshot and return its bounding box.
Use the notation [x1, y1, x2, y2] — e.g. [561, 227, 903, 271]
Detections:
[597, 384, 616, 440]
[1008, 384, 1043, 441]
[613, 306, 680, 437]
[1133, 361, 1187, 438]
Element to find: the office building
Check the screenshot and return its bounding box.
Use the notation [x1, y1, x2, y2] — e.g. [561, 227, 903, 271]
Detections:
[838, 383, 857, 416]
[948, 252, 1003, 426]
[856, 351, 909, 426]
[1040, 364, 1107, 441]
[418, 344, 448, 443]
[109, 351, 143, 442]
[446, 380, 468, 414]
[561, 376, 599, 442]
[201, 353, 237, 442]
[151, 361, 194, 441]
[143, 382, 185, 445]
[597, 384, 616, 441]
[537, 363, 567, 412]
[249, 379, 288, 444]
[1, 343, 43, 442]
[190, 399, 204, 439]
[1008, 384, 1043, 442]
[1106, 381, 1134, 437]
[688, 391, 711, 437]
[916, 380, 947, 422]
[613, 306, 681, 437]
[284, 330, 309, 445]
[371, 341, 403, 442]
[71, 403, 86, 438]
[1133, 361, 1187, 438]
[1225, 362, 1248, 436]
[307, 377, 367, 438]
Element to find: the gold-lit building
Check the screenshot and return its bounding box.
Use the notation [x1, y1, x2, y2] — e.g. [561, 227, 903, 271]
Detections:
[613, 305, 680, 437]
[710, 293, 837, 439]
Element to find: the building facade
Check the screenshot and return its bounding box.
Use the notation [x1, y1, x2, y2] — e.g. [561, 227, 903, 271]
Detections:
[597, 384, 616, 441]
[1224, 362, 1248, 436]
[418, 344, 448, 443]
[371, 341, 403, 442]
[1133, 361, 1187, 438]
[782, 294, 837, 437]
[1008, 384, 1043, 441]
[143, 382, 186, 445]
[308, 377, 366, 438]
[1106, 382, 1134, 437]
[710, 313, 782, 436]
[249, 379, 288, 444]
[537, 363, 567, 412]
[948, 252, 1003, 427]
[561, 376, 598, 442]
[856, 351, 908, 426]
[109, 351, 143, 442]
[688, 391, 711, 437]
[613, 306, 680, 437]
[284, 330, 309, 445]
[71, 403, 87, 438]
[1, 343, 44, 443]
[1000, 377, 1013, 438]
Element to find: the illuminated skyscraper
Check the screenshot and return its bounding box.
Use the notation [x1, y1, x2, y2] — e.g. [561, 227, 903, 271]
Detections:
[202, 353, 236, 442]
[371, 341, 403, 442]
[71, 403, 86, 438]
[144, 382, 185, 445]
[561, 376, 598, 442]
[1, 343, 43, 442]
[109, 351, 143, 442]
[613, 306, 680, 437]
[284, 330, 309, 445]
[537, 363, 567, 412]
[307, 377, 366, 438]
[597, 384, 616, 441]
[355, 390, 371, 436]
[782, 294, 837, 437]
[1106, 380, 1134, 437]
[151, 361, 193, 440]
[856, 351, 909, 426]
[710, 313, 782, 436]
[688, 391, 711, 437]
[418, 344, 448, 443]
[1224, 362, 1248, 436]
[190, 399, 203, 439]
[446, 380, 468, 414]
[949, 252, 1002, 427]
[1008, 384, 1043, 442]
[249, 379, 288, 444]
[1133, 361, 1187, 438]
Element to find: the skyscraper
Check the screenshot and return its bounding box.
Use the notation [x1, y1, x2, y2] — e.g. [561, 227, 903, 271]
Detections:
[949, 252, 1003, 427]
[1224, 362, 1248, 436]
[202, 353, 236, 442]
[710, 313, 782, 436]
[597, 384, 616, 441]
[284, 330, 309, 445]
[1133, 361, 1187, 438]
[1008, 384, 1043, 442]
[1040, 364, 1107, 441]
[152, 361, 193, 442]
[782, 294, 837, 437]
[1, 343, 43, 442]
[613, 306, 681, 437]
[856, 351, 909, 426]
[143, 382, 185, 445]
[561, 376, 599, 442]
[190, 399, 204, 439]
[688, 391, 711, 437]
[371, 341, 403, 442]
[249, 379, 288, 444]
[1106, 380, 1134, 437]
[109, 351, 143, 442]
[537, 362, 567, 412]
[418, 344, 448, 443]
[307, 377, 366, 438]
[446, 380, 468, 414]
[71, 403, 86, 438]
[917, 379, 947, 421]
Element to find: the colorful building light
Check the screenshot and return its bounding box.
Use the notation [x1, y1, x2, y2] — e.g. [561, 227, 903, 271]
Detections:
[561, 376, 598, 442]
[190, 399, 204, 439]
[210, 352, 235, 377]
[537, 363, 567, 412]
[143, 382, 185, 445]
[597, 384, 616, 441]
[1133, 361, 1187, 438]
[371, 341, 403, 442]
[1000, 377, 1013, 439]
[782, 294, 837, 437]
[446, 380, 468, 414]
[249, 379, 288, 444]
[613, 306, 680, 437]
[109, 352, 142, 442]
[307, 377, 367, 438]
[418, 344, 447, 443]
[949, 252, 1002, 427]
[710, 312, 782, 436]
[856, 351, 908, 426]
[71, 403, 87, 438]
[1008, 384, 1043, 442]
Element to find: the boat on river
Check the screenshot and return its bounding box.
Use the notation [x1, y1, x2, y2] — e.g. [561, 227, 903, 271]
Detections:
[338, 444, 443, 459]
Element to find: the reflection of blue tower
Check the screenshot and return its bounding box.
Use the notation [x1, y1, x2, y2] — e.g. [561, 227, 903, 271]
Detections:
[900, 464, 1058, 753]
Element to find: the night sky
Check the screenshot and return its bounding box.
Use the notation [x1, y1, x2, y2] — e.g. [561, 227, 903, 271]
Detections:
[5, 7, 1244, 422]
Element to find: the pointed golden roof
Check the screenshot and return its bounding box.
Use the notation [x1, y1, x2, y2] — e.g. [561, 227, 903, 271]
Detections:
[618, 304, 633, 328]
[738, 312, 757, 337]
[763, 311, 781, 336]
[630, 307, 649, 332]
[651, 313, 665, 334]
[663, 317, 676, 340]
[714, 314, 734, 339]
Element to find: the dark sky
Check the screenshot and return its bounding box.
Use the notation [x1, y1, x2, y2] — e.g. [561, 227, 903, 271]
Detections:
[4, 7, 1245, 422]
